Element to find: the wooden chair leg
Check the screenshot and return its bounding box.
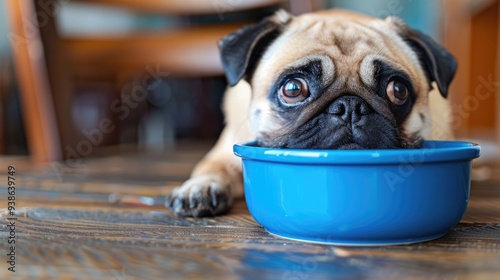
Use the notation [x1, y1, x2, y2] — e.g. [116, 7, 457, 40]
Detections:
[5, 0, 62, 162]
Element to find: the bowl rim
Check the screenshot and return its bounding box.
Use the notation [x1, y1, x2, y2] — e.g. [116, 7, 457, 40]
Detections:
[233, 140, 480, 165]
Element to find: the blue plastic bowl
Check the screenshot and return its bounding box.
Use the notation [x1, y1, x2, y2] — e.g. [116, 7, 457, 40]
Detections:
[234, 141, 480, 246]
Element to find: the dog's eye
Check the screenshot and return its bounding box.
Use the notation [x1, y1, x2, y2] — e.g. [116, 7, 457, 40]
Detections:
[280, 78, 309, 104]
[386, 80, 408, 105]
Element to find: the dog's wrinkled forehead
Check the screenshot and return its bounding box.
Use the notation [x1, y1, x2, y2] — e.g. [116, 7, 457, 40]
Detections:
[252, 13, 424, 95]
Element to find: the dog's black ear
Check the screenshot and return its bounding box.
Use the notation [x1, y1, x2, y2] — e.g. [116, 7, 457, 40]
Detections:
[388, 17, 457, 98]
[218, 10, 291, 86]
[404, 29, 457, 98]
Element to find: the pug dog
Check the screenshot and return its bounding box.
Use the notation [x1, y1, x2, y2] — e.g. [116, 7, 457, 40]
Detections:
[167, 9, 457, 217]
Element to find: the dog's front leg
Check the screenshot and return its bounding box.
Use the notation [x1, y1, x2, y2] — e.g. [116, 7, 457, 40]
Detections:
[167, 82, 253, 217]
[167, 129, 244, 216]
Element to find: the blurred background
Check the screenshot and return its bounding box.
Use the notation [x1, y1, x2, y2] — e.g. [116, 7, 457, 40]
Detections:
[0, 0, 498, 164]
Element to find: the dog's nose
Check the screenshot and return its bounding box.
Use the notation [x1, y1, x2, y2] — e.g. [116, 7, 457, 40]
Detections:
[326, 95, 371, 123]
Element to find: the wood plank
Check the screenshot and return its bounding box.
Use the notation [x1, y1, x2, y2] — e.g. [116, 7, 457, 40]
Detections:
[61, 23, 245, 79]
[468, 1, 498, 139]
[0, 205, 499, 279]
[77, 0, 286, 15]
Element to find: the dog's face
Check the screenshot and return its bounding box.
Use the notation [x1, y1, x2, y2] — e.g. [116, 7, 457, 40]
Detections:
[219, 10, 457, 149]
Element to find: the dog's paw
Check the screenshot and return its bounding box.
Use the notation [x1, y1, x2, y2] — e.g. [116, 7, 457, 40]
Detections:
[166, 175, 232, 217]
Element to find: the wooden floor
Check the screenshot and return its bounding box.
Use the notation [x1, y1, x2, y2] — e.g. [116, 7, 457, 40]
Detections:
[1, 142, 500, 280]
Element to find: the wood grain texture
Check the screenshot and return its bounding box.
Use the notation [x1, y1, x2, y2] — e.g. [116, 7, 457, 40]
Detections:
[0, 142, 499, 279]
